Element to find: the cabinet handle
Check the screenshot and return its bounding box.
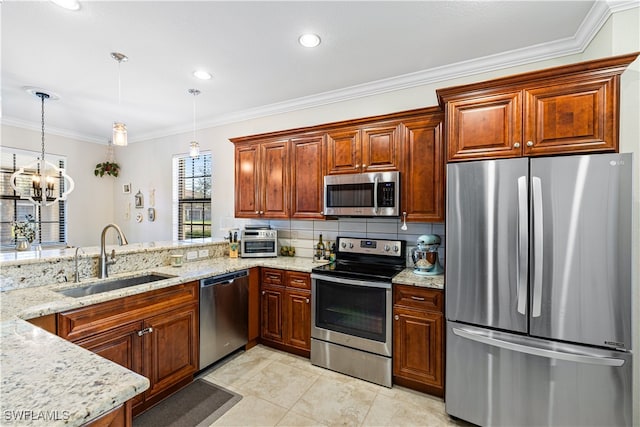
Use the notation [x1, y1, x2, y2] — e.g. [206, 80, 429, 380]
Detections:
[394, 315, 399, 321]
[527, 141, 534, 147]
[362, 164, 367, 170]
[410, 296, 425, 301]
[262, 291, 266, 295]
[305, 298, 310, 304]
[137, 327, 153, 336]
[255, 211, 259, 214]
[513, 142, 521, 148]
[259, 211, 264, 215]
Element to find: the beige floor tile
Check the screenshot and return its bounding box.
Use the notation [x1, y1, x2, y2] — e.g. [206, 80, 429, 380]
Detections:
[210, 395, 287, 426]
[203, 346, 275, 389]
[290, 375, 378, 426]
[277, 411, 328, 427]
[234, 360, 320, 409]
[362, 392, 448, 426]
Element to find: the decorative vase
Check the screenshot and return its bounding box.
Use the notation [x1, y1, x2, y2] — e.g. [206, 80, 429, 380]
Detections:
[15, 237, 30, 251]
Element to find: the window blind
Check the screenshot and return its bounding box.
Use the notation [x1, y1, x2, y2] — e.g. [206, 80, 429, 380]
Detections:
[172, 152, 212, 240]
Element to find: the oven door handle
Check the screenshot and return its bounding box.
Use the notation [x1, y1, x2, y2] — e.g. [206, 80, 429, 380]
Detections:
[311, 273, 392, 289]
[373, 175, 379, 214]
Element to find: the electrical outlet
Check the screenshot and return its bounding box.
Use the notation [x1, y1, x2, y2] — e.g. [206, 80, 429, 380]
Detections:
[198, 249, 209, 258]
[186, 251, 198, 260]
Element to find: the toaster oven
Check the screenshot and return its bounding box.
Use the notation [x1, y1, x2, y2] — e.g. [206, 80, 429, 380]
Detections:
[240, 226, 277, 258]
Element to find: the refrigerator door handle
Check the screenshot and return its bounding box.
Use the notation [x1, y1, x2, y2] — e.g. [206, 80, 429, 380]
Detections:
[516, 176, 528, 315]
[531, 176, 543, 317]
[452, 327, 625, 367]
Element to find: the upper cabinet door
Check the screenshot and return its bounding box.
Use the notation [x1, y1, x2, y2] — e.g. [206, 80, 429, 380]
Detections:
[234, 143, 261, 218]
[326, 128, 361, 175]
[291, 135, 325, 219]
[401, 114, 444, 222]
[260, 140, 290, 219]
[361, 123, 401, 173]
[444, 91, 523, 162]
[523, 76, 617, 156]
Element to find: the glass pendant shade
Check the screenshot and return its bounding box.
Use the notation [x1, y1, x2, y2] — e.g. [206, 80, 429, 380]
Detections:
[189, 141, 200, 157]
[113, 122, 127, 146]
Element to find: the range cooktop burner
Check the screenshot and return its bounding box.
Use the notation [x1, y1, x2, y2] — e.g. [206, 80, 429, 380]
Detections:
[311, 236, 406, 282]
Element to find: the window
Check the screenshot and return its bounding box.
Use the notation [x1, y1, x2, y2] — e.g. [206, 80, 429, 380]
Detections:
[0, 147, 68, 248]
[173, 152, 212, 240]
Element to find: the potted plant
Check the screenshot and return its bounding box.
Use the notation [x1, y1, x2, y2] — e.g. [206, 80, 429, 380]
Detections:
[12, 214, 36, 250]
[94, 161, 120, 177]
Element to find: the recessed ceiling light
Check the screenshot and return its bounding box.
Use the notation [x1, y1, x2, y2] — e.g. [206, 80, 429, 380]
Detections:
[50, 0, 80, 11]
[193, 70, 212, 80]
[299, 33, 321, 48]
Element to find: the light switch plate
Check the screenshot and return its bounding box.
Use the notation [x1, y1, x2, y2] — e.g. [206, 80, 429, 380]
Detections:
[198, 249, 209, 258]
[186, 251, 198, 260]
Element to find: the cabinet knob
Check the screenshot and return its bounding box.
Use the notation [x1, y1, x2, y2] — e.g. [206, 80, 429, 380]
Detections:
[305, 298, 310, 304]
[362, 164, 367, 170]
[355, 164, 360, 169]
[259, 211, 264, 215]
[513, 142, 521, 148]
[394, 315, 399, 321]
[527, 141, 534, 147]
[255, 211, 259, 214]
[261, 291, 266, 295]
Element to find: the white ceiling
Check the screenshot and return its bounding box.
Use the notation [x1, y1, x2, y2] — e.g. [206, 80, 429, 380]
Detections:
[1, 1, 634, 144]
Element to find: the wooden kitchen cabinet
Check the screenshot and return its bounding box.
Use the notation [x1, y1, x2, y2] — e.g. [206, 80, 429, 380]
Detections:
[326, 123, 400, 175]
[234, 139, 289, 219]
[57, 281, 199, 415]
[260, 268, 311, 357]
[290, 134, 325, 219]
[393, 284, 444, 397]
[437, 53, 638, 162]
[400, 110, 445, 222]
[247, 267, 261, 349]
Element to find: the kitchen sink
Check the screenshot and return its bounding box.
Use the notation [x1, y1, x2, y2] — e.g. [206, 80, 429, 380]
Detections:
[56, 273, 177, 298]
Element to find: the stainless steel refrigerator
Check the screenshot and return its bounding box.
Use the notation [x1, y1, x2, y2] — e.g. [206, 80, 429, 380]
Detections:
[445, 153, 632, 426]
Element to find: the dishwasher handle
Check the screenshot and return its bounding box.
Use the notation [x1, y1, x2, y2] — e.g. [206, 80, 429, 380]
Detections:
[200, 270, 248, 288]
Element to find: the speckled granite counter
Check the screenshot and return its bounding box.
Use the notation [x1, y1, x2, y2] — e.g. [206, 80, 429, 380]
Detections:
[0, 250, 442, 426]
[394, 268, 444, 290]
[0, 320, 149, 426]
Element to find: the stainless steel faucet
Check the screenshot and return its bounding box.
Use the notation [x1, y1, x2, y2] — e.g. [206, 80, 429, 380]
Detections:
[74, 246, 83, 282]
[99, 223, 129, 278]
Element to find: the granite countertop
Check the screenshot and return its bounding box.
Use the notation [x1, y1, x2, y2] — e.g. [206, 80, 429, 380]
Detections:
[0, 254, 443, 426]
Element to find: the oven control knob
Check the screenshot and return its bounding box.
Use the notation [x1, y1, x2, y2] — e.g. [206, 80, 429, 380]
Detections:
[393, 245, 399, 252]
[384, 244, 390, 252]
[348, 242, 354, 248]
[341, 242, 346, 249]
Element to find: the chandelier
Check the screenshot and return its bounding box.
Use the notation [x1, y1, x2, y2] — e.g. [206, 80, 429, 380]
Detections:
[10, 91, 75, 206]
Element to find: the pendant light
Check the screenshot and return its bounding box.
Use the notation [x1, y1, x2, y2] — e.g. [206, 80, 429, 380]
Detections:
[10, 91, 75, 207]
[111, 52, 128, 146]
[188, 88, 201, 158]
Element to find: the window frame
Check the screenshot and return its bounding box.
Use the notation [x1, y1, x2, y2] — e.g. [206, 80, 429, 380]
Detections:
[172, 151, 212, 241]
[0, 146, 68, 249]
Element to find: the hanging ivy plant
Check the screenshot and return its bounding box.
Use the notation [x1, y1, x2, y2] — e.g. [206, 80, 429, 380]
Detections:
[94, 161, 120, 177]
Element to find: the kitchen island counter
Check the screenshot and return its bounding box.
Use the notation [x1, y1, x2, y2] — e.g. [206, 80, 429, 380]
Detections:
[0, 255, 324, 426]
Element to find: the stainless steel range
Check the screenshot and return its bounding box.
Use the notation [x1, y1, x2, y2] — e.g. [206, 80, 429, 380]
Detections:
[311, 236, 405, 387]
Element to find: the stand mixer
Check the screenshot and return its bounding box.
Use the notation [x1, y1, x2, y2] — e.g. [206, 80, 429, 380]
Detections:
[411, 234, 443, 275]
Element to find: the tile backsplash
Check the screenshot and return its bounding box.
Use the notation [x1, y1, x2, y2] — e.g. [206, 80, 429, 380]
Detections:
[243, 217, 445, 268]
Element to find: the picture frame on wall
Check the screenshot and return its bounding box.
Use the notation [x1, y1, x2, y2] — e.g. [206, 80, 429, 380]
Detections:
[135, 190, 144, 209]
[122, 183, 131, 194]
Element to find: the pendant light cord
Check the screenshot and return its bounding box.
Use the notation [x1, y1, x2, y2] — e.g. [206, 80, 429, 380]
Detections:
[192, 92, 196, 141]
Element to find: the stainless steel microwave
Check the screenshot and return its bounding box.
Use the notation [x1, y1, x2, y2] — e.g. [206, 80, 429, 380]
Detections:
[323, 171, 400, 217]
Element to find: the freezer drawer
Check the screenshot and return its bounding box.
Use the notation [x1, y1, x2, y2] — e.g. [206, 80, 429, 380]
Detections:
[446, 321, 632, 427]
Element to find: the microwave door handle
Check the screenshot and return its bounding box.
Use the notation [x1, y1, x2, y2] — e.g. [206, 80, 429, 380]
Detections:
[373, 176, 379, 214]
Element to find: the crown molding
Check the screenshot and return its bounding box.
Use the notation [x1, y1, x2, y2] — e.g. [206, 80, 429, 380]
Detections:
[1, 116, 107, 144]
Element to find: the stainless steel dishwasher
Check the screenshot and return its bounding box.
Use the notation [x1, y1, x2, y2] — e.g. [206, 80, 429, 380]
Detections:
[199, 270, 248, 370]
